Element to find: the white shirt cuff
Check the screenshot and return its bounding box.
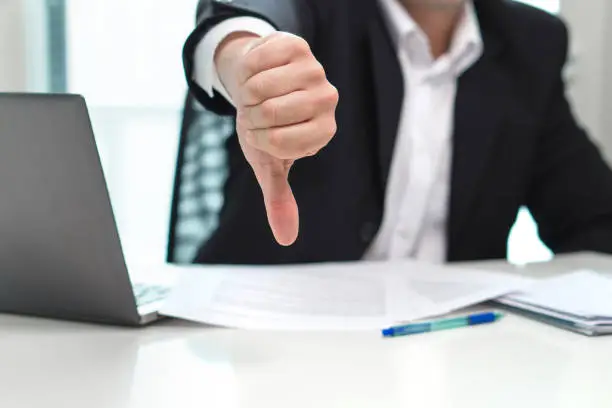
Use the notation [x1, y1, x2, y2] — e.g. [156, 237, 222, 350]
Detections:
[193, 17, 277, 106]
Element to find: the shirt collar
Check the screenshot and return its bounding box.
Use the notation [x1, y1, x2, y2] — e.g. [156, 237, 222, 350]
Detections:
[378, 0, 420, 47]
[378, 0, 483, 76]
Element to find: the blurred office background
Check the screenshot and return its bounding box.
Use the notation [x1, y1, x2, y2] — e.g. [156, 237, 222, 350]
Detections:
[2, 0, 606, 268]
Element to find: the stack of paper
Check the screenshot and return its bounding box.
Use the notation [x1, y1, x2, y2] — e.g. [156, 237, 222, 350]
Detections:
[160, 261, 531, 330]
[497, 270, 612, 336]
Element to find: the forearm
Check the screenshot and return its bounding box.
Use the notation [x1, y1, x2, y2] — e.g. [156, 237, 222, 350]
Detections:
[186, 0, 315, 113]
[191, 17, 275, 107]
[195, 0, 314, 38]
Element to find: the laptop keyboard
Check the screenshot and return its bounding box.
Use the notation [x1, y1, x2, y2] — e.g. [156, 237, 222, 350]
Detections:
[133, 283, 171, 307]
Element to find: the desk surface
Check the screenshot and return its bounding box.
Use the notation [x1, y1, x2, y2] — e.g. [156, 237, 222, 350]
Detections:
[1, 253, 611, 408]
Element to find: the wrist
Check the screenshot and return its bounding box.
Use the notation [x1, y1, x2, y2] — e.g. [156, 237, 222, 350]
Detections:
[214, 32, 260, 100]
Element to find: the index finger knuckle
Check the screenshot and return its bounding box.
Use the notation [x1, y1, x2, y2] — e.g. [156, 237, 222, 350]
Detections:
[243, 77, 266, 105]
[241, 52, 263, 80]
[287, 35, 312, 58]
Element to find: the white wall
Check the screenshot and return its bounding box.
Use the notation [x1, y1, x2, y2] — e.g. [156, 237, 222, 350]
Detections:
[65, 0, 198, 108]
[0, 0, 27, 91]
[561, 0, 612, 161]
[601, 5, 612, 160]
[0, 0, 49, 92]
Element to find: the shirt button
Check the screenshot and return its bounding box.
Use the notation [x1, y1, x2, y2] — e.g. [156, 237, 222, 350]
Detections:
[360, 222, 378, 244]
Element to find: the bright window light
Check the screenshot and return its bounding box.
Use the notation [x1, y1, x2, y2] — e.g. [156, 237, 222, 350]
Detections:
[514, 0, 560, 14]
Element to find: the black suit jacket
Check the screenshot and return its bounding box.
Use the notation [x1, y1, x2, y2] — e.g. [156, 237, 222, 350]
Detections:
[183, 0, 612, 264]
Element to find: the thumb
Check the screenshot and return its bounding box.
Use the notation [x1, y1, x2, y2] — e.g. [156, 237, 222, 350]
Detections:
[253, 160, 299, 246]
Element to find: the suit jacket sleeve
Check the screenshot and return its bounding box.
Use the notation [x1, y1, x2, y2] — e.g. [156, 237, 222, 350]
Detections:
[184, 0, 316, 115]
[527, 22, 612, 255]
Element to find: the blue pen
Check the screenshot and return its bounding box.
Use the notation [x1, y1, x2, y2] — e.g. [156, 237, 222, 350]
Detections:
[382, 311, 504, 338]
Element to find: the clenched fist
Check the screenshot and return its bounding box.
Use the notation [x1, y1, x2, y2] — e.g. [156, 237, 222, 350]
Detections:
[215, 32, 339, 246]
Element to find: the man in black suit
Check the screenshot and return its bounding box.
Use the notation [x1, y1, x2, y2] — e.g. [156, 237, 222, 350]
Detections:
[182, 0, 612, 265]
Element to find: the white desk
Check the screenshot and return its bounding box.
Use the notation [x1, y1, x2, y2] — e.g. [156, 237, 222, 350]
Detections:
[1, 253, 611, 408]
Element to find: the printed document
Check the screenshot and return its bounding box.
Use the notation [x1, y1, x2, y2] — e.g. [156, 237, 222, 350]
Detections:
[161, 261, 531, 330]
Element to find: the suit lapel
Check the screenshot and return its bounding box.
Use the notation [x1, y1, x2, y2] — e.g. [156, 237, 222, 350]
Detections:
[448, 35, 510, 248]
[367, 13, 404, 191]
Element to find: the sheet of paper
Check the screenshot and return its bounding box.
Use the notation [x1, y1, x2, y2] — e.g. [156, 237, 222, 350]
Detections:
[160, 264, 397, 330]
[500, 270, 612, 319]
[160, 261, 532, 330]
[383, 261, 534, 321]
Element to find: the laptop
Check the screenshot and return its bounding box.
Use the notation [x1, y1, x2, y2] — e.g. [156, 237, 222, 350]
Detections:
[0, 93, 172, 326]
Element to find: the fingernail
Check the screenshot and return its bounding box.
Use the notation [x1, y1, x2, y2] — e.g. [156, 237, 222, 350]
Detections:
[275, 230, 297, 247]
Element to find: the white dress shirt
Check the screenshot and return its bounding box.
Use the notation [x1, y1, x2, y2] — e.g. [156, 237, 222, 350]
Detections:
[193, 0, 483, 263]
